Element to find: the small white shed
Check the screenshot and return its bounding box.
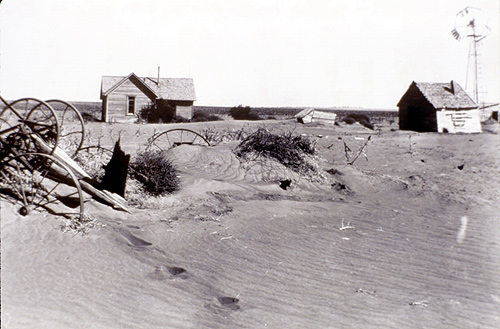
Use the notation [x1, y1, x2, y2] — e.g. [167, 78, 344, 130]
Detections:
[295, 109, 337, 125]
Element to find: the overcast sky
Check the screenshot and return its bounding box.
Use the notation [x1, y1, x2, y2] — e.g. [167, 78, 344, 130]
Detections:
[0, 0, 498, 109]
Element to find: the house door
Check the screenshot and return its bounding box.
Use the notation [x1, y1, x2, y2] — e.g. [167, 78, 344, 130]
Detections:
[407, 106, 421, 131]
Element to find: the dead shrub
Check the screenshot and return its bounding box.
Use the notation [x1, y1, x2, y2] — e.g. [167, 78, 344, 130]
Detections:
[234, 128, 316, 174]
[344, 113, 370, 123]
[129, 150, 180, 196]
[201, 127, 249, 144]
[81, 112, 100, 122]
[138, 100, 176, 123]
[343, 113, 374, 130]
[60, 214, 99, 235]
[230, 105, 260, 120]
[73, 146, 113, 183]
[191, 111, 223, 122]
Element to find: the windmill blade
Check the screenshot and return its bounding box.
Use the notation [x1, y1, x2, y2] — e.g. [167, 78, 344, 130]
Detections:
[451, 29, 461, 40]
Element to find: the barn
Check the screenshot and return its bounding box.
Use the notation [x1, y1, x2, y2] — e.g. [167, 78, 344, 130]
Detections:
[398, 81, 478, 132]
[100, 73, 196, 122]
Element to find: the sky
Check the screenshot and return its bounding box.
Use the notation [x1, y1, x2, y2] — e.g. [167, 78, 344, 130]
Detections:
[0, 0, 498, 109]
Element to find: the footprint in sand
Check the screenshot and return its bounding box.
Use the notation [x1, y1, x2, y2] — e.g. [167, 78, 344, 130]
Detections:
[217, 296, 240, 310]
[147, 266, 190, 281]
[205, 296, 241, 314]
[168, 266, 187, 276]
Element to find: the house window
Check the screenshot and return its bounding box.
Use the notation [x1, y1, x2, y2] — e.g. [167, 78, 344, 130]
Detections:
[127, 96, 136, 115]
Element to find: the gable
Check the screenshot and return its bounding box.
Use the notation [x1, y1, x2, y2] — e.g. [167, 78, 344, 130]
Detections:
[101, 73, 157, 99]
[113, 78, 157, 102]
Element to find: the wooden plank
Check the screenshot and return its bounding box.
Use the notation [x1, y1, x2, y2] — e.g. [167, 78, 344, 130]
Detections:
[32, 135, 131, 212]
[79, 180, 131, 213]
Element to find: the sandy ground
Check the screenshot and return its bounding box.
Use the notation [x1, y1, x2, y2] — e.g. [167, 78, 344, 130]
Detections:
[1, 119, 500, 328]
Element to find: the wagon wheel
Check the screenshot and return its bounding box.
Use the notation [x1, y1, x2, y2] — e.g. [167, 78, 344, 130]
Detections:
[0, 96, 24, 129]
[45, 99, 85, 158]
[0, 105, 17, 131]
[0, 101, 18, 161]
[146, 128, 211, 151]
[0, 153, 85, 221]
[3, 98, 60, 155]
[73, 145, 113, 182]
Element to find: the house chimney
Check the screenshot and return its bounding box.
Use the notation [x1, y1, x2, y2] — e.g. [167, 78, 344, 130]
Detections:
[157, 66, 160, 84]
[450, 80, 455, 95]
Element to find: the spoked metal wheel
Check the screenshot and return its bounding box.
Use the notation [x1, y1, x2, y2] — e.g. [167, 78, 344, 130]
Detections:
[45, 99, 85, 158]
[0, 101, 18, 161]
[2, 98, 60, 155]
[0, 153, 85, 220]
[0, 105, 16, 131]
[146, 128, 211, 151]
[0, 96, 24, 130]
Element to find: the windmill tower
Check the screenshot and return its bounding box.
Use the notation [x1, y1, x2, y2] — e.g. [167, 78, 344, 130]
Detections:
[451, 7, 491, 107]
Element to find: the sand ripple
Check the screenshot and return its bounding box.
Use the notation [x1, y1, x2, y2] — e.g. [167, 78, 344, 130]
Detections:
[2, 133, 500, 328]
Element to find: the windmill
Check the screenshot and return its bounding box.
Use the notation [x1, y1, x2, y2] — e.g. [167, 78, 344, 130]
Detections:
[451, 7, 491, 107]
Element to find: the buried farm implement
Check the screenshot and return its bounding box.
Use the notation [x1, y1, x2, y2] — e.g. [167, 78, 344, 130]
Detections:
[146, 128, 211, 151]
[0, 96, 128, 221]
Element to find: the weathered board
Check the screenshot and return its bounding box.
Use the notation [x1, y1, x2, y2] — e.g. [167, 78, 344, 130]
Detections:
[103, 79, 154, 122]
[436, 109, 482, 134]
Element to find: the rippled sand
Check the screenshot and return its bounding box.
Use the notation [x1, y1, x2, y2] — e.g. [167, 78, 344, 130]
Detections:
[2, 120, 500, 328]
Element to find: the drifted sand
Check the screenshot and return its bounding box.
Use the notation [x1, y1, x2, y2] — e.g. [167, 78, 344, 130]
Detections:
[2, 120, 500, 328]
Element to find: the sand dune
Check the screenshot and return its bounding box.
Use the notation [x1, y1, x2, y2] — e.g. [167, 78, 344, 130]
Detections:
[2, 120, 500, 328]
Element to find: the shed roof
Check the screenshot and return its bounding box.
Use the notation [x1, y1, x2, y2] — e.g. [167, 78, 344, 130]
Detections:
[398, 81, 477, 109]
[101, 73, 196, 101]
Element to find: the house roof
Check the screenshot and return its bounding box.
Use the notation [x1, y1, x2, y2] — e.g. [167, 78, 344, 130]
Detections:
[101, 73, 196, 101]
[398, 81, 477, 109]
